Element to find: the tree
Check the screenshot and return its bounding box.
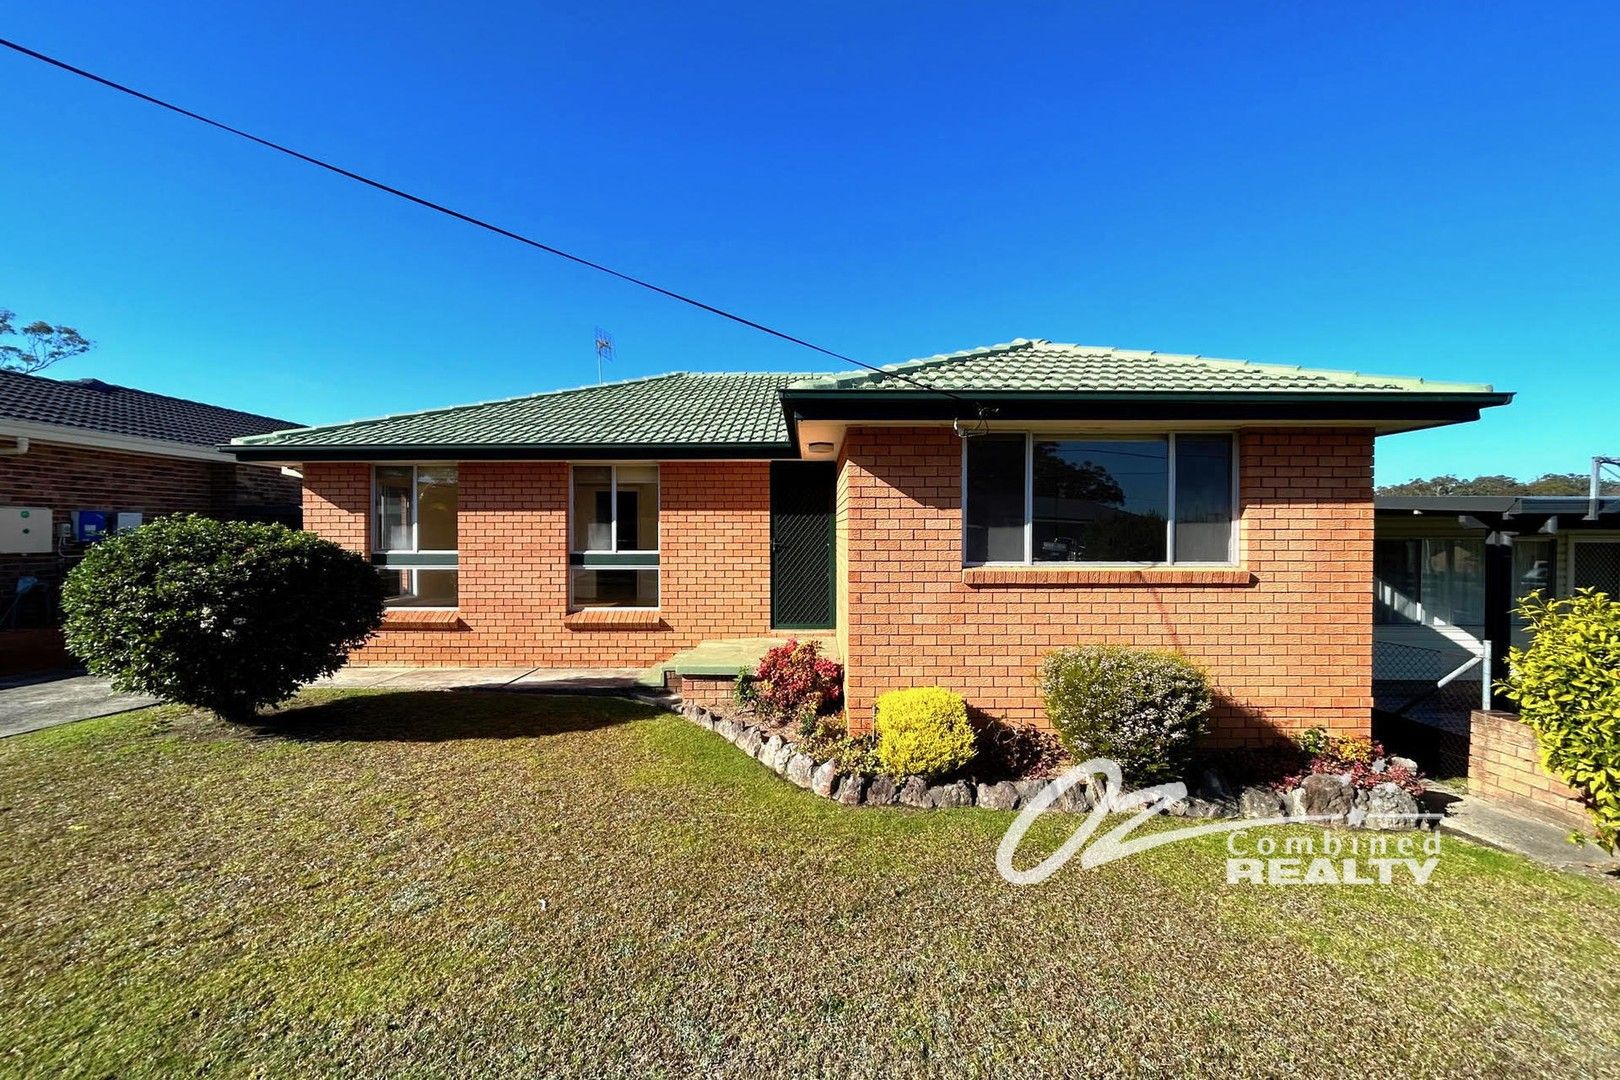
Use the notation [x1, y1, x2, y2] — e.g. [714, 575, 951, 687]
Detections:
[1378, 472, 1616, 497]
[0, 308, 94, 374]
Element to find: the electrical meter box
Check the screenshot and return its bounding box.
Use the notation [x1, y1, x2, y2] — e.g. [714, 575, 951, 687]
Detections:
[0, 508, 53, 553]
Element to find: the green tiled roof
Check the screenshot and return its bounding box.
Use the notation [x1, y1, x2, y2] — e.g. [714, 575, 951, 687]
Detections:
[230, 339, 1506, 458]
[786, 339, 1497, 395]
[233, 372, 821, 451]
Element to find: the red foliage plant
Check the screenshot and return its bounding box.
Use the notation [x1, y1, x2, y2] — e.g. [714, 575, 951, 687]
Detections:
[751, 639, 844, 729]
[1274, 734, 1425, 797]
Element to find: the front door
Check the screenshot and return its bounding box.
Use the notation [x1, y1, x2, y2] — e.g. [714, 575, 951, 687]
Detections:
[770, 461, 836, 630]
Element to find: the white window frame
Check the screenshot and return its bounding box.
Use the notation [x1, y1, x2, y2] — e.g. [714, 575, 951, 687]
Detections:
[372, 463, 459, 611]
[961, 432, 1240, 568]
[568, 463, 661, 611]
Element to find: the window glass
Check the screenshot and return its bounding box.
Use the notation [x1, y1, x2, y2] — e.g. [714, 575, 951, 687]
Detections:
[572, 466, 613, 551]
[615, 465, 659, 551]
[415, 467, 458, 550]
[375, 467, 414, 551]
[570, 568, 658, 608]
[1511, 539, 1555, 649]
[1374, 539, 1423, 625]
[376, 568, 459, 608]
[1173, 435, 1234, 562]
[964, 436, 1026, 563]
[1423, 538, 1486, 628]
[1033, 438, 1167, 562]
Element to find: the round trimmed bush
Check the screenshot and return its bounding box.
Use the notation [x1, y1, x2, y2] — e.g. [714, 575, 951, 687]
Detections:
[1038, 645, 1210, 784]
[62, 515, 385, 722]
[873, 686, 976, 779]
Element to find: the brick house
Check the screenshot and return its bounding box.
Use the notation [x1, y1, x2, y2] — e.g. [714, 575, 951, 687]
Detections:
[228, 339, 1510, 744]
[0, 370, 301, 664]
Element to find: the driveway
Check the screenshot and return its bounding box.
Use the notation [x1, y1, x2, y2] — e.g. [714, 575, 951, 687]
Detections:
[0, 672, 159, 739]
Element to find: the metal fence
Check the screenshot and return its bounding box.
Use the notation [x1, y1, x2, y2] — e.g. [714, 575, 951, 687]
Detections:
[1372, 637, 1493, 776]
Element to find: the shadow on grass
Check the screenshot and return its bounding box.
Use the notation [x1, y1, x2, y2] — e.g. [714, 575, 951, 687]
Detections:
[248, 690, 657, 743]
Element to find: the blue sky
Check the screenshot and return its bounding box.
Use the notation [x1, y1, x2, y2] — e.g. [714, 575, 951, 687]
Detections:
[3, 2, 1617, 483]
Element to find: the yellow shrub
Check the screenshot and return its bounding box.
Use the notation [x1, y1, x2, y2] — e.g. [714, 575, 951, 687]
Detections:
[873, 687, 976, 779]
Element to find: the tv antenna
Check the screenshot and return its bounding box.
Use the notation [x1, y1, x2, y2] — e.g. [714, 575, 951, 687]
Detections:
[594, 327, 615, 384]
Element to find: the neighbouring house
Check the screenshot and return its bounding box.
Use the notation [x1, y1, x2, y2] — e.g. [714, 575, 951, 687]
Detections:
[227, 339, 1510, 745]
[1372, 491, 1620, 774]
[0, 370, 301, 668]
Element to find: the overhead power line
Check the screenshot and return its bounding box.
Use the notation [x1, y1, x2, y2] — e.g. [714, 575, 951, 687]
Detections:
[0, 36, 973, 406]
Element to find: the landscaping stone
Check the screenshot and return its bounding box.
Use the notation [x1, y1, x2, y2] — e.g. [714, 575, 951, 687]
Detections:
[811, 760, 841, 798]
[1284, 787, 1308, 818]
[736, 727, 764, 758]
[1181, 796, 1229, 819]
[1300, 774, 1354, 821]
[771, 741, 797, 774]
[1196, 768, 1234, 804]
[1012, 778, 1052, 807]
[1364, 782, 1422, 830]
[1056, 779, 1092, 813]
[692, 708, 715, 731]
[835, 773, 865, 806]
[976, 781, 1021, 810]
[864, 775, 898, 806]
[898, 777, 930, 808]
[715, 717, 742, 743]
[786, 754, 815, 789]
[925, 781, 974, 809]
[1238, 785, 1285, 819]
[1390, 755, 1420, 774]
[760, 733, 784, 763]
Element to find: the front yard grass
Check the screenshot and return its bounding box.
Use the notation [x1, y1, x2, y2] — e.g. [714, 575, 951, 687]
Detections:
[2, 690, 1618, 1077]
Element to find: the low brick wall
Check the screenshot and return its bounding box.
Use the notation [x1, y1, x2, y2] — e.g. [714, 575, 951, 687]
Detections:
[1468, 709, 1589, 828]
[676, 674, 736, 711]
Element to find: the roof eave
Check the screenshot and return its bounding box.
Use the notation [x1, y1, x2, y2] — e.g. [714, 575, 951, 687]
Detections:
[780, 389, 1512, 428]
[223, 440, 801, 462]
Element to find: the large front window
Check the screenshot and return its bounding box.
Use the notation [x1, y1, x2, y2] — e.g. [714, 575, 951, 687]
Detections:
[374, 465, 458, 608]
[570, 465, 659, 608]
[963, 434, 1235, 565]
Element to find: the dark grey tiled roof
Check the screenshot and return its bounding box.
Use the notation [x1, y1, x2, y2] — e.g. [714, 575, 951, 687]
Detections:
[0, 370, 299, 447]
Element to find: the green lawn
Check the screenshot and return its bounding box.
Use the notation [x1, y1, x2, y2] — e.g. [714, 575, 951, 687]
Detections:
[2, 691, 1618, 1077]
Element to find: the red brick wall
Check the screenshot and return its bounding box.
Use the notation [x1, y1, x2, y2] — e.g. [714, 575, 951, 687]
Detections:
[0, 438, 300, 630]
[1468, 709, 1590, 828]
[840, 426, 1374, 745]
[302, 459, 774, 667]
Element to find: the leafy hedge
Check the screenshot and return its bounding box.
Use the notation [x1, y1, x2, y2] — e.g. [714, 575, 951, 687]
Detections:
[62, 516, 384, 722]
[1502, 590, 1620, 851]
[1039, 644, 1210, 784]
[873, 687, 976, 779]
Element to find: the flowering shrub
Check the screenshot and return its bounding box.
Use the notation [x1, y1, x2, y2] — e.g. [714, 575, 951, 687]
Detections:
[873, 687, 977, 779]
[1502, 589, 1620, 851]
[1273, 729, 1425, 797]
[1039, 645, 1210, 785]
[747, 639, 843, 730]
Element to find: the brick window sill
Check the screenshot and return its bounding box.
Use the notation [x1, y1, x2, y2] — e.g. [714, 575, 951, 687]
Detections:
[379, 609, 464, 630]
[564, 608, 667, 629]
[963, 567, 1256, 588]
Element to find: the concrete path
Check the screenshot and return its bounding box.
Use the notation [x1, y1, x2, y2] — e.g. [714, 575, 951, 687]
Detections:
[1433, 791, 1620, 879]
[0, 665, 672, 739]
[0, 672, 159, 739]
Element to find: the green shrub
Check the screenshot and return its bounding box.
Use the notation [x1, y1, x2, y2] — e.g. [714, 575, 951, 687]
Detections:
[1038, 645, 1210, 784]
[873, 687, 976, 779]
[62, 515, 385, 722]
[1502, 589, 1620, 851]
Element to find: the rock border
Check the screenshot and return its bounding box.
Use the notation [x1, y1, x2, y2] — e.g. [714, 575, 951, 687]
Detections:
[676, 700, 1427, 828]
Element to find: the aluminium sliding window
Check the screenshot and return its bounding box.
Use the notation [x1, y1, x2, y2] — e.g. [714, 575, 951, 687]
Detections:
[569, 465, 660, 608]
[963, 433, 1236, 566]
[373, 465, 458, 608]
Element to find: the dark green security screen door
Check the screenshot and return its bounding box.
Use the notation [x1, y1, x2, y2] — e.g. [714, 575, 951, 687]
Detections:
[770, 461, 836, 630]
